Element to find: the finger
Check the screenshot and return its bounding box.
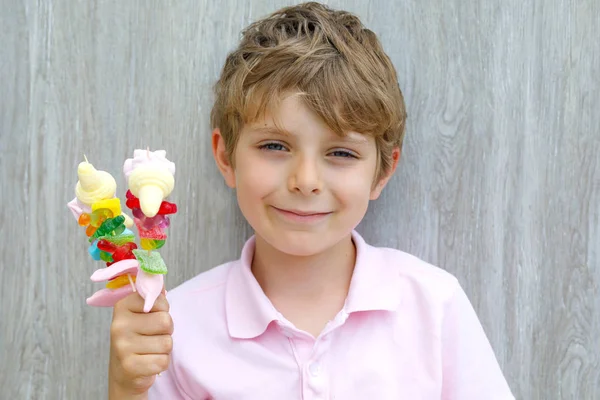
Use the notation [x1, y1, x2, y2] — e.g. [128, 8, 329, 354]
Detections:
[114, 291, 146, 313]
[122, 354, 170, 377]
[130, 334, 173, 355]
[116, 292, 169, 314]
[147, 294, 169, 313]
[132, 311, 174, 336]
[142, 284, 165, 313]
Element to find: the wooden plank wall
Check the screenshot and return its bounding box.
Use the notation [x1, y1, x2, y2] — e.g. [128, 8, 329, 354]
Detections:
[1, 1, 598, 398]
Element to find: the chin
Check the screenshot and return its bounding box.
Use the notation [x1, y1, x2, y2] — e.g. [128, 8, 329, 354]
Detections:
[259, 227, 351, 257]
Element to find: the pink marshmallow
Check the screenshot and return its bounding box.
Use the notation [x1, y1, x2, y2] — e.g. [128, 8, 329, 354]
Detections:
[90, 259, 139, 282]
[87, 259, 164, 313]
[136, 270, 164, 313]
[67, 197, 91, 220]
[86, 285, 133, 307]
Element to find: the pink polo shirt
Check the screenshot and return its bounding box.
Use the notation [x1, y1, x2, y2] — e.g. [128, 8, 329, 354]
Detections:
[149, 230, 514, 399]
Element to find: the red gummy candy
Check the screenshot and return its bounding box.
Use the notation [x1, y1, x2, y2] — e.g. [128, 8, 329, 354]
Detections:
[112, 242, 138, 262]
[158, 201, 177, 215]
[97, 240, 117, 253]
[112, 251, 137, 263]
[127, 198, 177, 215]
[126, 197, 140, 209]
[125, 189, 177, 215]
[134, 218, 167, 239]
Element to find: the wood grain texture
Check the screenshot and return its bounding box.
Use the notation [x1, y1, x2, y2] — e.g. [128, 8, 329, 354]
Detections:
[1, 0, 598, 399]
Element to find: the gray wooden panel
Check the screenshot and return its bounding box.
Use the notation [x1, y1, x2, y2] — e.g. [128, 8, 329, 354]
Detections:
[1, 0, 598, 399]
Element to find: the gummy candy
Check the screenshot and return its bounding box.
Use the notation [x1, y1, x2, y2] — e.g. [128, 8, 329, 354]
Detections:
[97, 240, 117, 253]
[125, 191, 177, 215]
[133, 213, 169, 230]
[158, 216, 170, 229]
[125, 197, 139, 210]
[99, 251, 113, 263]
[97, 240, 137, 263]
[97, 229, 135, 246]
[90, 215, 126, 241]
[92, 198, 122, 218]
[131, 207, 144, 219]
[112, 246, 137, 262]
[88, 240, 101, 261]
[132, 250, 168, 274]
[86, 224, 98, 237]
[91, 208, 113, 228]
[78, 213, 91, 226]
[106, 274, 136, 289]
[98, 239, 135, 252]
[134, 218, 167, 240]
[140, 238, 165, 250]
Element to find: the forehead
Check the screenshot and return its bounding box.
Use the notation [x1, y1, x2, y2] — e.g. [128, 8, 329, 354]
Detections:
[242, 94, 371, 145]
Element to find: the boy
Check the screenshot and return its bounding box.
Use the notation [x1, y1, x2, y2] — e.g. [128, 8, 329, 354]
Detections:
[108, 2, 515, 399]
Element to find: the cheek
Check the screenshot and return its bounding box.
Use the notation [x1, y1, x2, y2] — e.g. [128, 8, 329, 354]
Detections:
[235, 153, 280, 199]
[326, 167, 374, 208]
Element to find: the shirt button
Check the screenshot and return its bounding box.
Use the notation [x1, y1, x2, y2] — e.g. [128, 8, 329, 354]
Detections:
[308, 361, 321, 376]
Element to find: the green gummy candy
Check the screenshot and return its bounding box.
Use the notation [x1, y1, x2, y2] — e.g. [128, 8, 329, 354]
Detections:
[98, 231, 135, 246]
[90, 215, 126, 242]
[99, 251, 113, 263]
[132, 250, 168, 275]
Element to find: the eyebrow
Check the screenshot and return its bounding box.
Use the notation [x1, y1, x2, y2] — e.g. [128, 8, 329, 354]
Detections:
[251, 126, 292, 136]
[249, 126, 369, 145]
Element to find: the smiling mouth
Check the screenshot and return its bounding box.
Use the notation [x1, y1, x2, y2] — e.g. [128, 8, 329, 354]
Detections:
[273, 207, 331, 216]
[271, 206, 332, 223]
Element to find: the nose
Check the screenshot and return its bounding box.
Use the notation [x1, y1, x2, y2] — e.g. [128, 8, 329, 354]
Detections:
[288, 155, 322, 195]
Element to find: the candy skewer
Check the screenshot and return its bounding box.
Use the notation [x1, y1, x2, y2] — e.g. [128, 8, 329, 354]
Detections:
[69, 156, 138, 300]
[127, 274, 136, 292]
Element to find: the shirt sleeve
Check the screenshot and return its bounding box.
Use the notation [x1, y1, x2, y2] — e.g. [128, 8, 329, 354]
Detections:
[440, 281, 515, 400]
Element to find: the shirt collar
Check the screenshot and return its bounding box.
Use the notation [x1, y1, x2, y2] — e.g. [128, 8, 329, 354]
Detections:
[225, 230, 401, 339]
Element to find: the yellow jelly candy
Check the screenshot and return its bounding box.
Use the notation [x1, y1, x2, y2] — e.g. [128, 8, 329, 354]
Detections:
[90, 208, 113, 228]
[92, 198, 122, 218]
[106, 274, 136, 289]
[140, 238, 166, 251]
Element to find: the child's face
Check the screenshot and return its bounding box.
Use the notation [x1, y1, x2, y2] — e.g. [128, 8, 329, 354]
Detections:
[213, 92, 398, 256]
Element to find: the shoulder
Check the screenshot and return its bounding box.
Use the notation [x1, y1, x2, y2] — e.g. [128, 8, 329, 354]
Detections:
[164, 261, 235, 326]
[369, 243, 462, 305]
[166, 261, 233, 301]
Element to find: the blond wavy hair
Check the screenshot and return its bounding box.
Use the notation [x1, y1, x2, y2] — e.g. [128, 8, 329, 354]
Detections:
[210, 2, 407, 183]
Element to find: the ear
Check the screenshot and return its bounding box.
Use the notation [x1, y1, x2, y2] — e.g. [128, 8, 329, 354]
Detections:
[370, 146, 401, 200]
[212, 128, 236, 188]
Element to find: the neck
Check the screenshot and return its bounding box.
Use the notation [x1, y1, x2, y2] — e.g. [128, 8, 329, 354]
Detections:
[251, 233, 356, 303]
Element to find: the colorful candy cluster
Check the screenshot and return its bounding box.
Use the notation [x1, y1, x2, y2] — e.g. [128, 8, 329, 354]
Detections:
[123, 149, 177, 276]
[127, 191, 176, 250]
[68, 160, 137, 291]
[68, 149, 177, 313]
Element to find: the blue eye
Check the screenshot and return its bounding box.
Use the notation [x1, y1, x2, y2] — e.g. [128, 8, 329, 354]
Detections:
[260, 142, 287, 151]
[330, 150, 357, 158]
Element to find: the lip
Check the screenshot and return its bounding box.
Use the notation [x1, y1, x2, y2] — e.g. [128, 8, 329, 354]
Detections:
[272, 207, 332, 223]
